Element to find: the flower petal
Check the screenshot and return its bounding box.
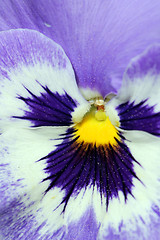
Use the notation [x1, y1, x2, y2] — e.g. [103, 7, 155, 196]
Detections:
[107, 45, 160, 136]
[0, 29, 89, 131]
[0, 126, 102, 239]
[0, 1, 160, 95]
[0, 127, 66, 239]
[98, 130, 160, 240]
[63, 208, 100, 240]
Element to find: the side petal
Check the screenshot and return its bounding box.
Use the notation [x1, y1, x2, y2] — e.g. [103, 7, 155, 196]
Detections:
[0, 29, 89, 131]
[107, 45, 160, 136]
[0, 1, 160, 95]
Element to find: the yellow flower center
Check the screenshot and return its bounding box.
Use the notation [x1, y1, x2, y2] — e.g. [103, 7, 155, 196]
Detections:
[74, 106, 119, 147]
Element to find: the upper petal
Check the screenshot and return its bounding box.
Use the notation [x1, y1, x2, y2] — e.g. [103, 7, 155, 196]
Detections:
[0, 0, 160, 96]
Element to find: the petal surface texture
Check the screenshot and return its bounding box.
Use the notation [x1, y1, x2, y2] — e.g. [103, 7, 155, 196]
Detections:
[100, 45, 160, 239]
[0, 1, 160, 95]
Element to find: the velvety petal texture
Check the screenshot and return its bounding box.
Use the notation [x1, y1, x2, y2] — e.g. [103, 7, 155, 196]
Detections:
[0, 1, 160, 95]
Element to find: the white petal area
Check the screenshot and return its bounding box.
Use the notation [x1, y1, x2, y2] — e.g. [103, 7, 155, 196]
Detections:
[0, 29, 89, 131]
[98, 130, 160, 240]
[107, 45, 160, 111]
[0, 126, 69, 239]
[104, 45, 160, 139]
[113, 69, 160, 110]
[64, 186, 94, 223]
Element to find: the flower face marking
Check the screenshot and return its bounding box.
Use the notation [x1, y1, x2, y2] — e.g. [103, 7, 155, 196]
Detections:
[117, 100, 160, 135]
[35, 96, 140, 212]
[11, 72, 141, 213]
[42, 134, 140, 212]
[14, 86, 77, 127]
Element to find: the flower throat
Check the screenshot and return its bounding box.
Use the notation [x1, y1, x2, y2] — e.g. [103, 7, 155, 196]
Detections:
[74, 98, 119, 147]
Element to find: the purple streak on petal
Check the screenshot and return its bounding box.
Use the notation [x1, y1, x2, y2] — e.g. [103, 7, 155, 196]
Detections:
[0, 29, 67, 72]
[100, 207, 160, 240]
[42, 131, 140, 211]
[14, 88, 77, 127]
[0, 1, 160, 96]
[126, 45, 160, 79]
[64, 208, 100, 240]
[152, 205, 160, 217]
[117, 100, 160, 135]
[0, 163, 43, 239]
[0, 161, 65, 239]
[0, 199, 65, 239]
[0, 201, 41, 239]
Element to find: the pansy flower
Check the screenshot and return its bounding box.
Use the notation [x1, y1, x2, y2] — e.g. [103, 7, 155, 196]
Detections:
[0, 1, 160, 240]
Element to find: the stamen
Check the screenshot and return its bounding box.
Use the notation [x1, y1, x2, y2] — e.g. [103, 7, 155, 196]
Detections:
[94, 98, 106, 121]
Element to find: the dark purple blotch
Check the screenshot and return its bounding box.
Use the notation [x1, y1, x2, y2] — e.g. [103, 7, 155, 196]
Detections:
[13, 86, 77, 127]
[117, 100, 160, 135]
[12, 85, 141, 212]
[41, 130, 141, 212]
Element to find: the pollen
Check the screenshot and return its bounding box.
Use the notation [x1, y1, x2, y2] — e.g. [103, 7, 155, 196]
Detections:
[74, 98, 119, 146]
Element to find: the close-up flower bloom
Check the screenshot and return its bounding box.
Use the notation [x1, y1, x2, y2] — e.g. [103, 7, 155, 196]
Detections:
[0, 1, 160, 239]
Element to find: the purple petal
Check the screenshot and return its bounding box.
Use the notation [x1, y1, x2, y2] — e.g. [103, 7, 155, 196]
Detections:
[0, 29, 99, 239]
[0, 1, 160, 96]
[64, 208, 100, 240]
[107, 45, 160, 135]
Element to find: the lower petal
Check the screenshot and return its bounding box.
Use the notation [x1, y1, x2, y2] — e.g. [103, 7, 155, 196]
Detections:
[0, 126, 102, 239]
[98, 130, 160, 240]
